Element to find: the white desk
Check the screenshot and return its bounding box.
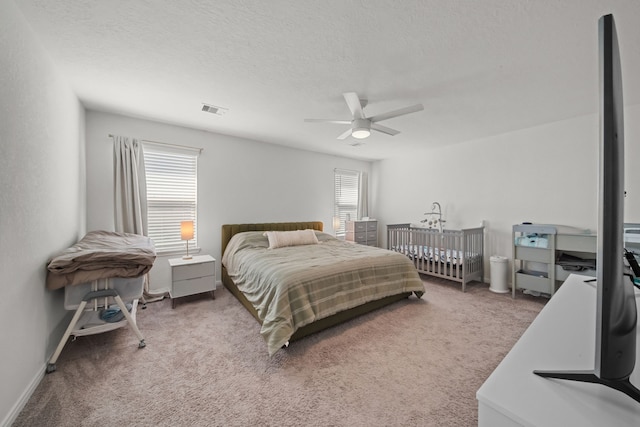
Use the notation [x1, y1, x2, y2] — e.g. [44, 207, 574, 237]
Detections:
[477, 274, 640, 426]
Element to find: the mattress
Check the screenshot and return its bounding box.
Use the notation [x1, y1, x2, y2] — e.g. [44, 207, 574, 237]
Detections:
[392, 244, 480, 265]
[222, 231, 425, 355]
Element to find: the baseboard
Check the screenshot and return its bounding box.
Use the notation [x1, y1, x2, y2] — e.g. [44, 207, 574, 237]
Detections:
[0, 364, 45, 427]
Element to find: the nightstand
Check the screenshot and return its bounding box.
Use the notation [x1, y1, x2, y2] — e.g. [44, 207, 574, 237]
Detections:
[168, 255, 216, 308]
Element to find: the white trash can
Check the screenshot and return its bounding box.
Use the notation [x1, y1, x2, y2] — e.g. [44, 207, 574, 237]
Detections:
[489, 255, 509, 293]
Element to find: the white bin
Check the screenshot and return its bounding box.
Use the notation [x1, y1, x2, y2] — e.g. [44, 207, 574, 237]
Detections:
[490, 255, 509, 293]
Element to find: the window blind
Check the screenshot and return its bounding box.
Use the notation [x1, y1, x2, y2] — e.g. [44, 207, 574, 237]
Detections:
[334, 168, 359, 237]
[143, 143, 199, 253]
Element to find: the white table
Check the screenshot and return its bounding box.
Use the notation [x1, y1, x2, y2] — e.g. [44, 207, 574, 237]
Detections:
[477, 274, 640, 426]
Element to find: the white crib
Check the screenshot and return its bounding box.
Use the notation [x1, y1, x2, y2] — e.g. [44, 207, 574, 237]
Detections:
[387, 223, 484, 292]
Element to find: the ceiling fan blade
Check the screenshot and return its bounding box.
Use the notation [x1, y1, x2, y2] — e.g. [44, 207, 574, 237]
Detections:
[371, 123, 400, 136]
[369, 104, 424, 123]
[343, 92, 365, 119]
[337, 128, 353, 140]
[304, 118, 351, 124]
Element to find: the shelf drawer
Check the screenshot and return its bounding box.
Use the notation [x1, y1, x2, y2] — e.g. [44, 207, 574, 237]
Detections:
[346, 221, 366, 232]
[366, 221, 377, 231]
[515, 271, 553, 294]
[555, 265, 596, 282]
[556, 234, 597, 252]
[367, 231, 377, 241]
[515, 246, 552, 263]
[171, 276, 215, 298]
[172, 261, 215, 281]
[348, 232, 367, 243]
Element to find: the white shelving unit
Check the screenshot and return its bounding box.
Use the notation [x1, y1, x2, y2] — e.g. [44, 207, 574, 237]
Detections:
[512, 224, 557, 297]
[512, 224, 597, 298]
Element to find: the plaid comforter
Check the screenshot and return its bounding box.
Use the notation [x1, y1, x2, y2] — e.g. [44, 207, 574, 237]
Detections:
[222, 231, 424, 355]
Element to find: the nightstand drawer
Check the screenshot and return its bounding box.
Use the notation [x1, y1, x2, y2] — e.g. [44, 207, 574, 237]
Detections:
[171, 276, 215, 298]
[172, 261, 214, 281]
[366, 221, 377, 231]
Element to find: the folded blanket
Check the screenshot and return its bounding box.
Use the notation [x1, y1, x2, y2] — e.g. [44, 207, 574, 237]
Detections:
[46, 230, 156, 290]
[515, 234, 549, 248]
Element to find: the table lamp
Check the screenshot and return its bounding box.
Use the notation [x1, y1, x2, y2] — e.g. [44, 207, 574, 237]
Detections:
[181, 220, 194, 260]
[333, 216, 341, 236]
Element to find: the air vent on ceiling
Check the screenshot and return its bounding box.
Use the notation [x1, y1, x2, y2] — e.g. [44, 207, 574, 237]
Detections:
[201, 103, 228, 116]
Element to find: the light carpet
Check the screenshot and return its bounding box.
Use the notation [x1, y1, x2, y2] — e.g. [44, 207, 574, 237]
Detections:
[14, 277, 545, 426]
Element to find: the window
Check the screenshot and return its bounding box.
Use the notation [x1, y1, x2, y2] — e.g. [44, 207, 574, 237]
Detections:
[334, 168, 359, 237]
[143, 143, 199, 254]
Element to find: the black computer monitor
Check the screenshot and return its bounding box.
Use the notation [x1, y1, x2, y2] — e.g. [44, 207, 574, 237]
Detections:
[533, 13, 639, 404]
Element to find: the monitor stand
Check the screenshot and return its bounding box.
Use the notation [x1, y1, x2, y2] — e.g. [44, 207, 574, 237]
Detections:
[533, 369, 640, 404]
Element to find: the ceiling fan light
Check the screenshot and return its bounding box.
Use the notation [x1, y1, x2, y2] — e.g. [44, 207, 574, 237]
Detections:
[351, 118, 371, 139]
[351, 128, 371, 139]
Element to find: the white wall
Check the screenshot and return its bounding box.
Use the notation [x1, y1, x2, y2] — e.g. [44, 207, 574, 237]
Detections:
[0, 1, 85, 425]
[374, 104, 640, 283]
[85, 111, 371, 293]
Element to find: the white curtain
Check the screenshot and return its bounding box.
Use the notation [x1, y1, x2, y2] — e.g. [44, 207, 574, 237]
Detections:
[112, 135, 164, 301]
[113, 135, 147, 234]
[357, 171, 369, 220]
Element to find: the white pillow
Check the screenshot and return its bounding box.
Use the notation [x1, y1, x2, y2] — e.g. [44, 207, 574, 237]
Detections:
[263, 229, 319, 249]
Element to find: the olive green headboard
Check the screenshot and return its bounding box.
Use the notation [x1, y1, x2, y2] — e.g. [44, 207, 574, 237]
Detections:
[221, 221, 323, 258]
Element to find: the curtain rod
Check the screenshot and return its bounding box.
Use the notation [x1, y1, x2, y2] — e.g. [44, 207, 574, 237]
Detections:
[108, 134, 203, 153]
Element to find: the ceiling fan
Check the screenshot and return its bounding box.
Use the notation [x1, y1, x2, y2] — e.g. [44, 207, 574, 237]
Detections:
[304, 92, 424, 143]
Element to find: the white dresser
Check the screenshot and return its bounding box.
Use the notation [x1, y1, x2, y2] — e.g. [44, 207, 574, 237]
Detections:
[476, 274, 640, 426]
[168, 254, 216, 308]
[345, 220, 378, 246]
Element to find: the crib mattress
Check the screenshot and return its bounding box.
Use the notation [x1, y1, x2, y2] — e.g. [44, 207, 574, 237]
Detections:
[393, 245, 480, 264]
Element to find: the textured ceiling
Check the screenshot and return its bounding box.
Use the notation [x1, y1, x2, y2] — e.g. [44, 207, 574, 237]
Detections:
[15, 0, 640, 160]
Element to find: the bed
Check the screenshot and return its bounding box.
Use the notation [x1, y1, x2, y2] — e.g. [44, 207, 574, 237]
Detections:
[387, 223, 484, 292]
[221, 222, 425, 355]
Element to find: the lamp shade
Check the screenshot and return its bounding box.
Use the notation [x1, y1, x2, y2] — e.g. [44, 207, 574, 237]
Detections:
[332, 216, 341, 231]
[180, 220, 194, 240]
